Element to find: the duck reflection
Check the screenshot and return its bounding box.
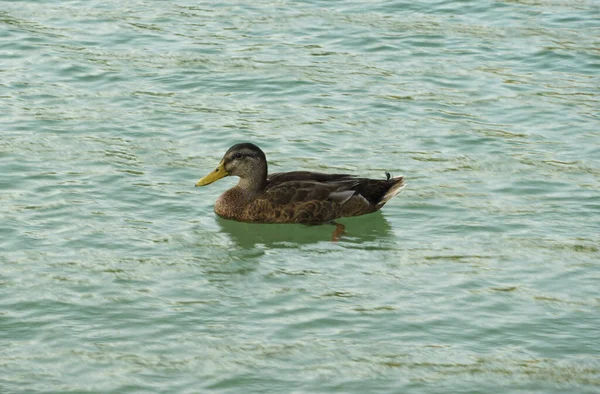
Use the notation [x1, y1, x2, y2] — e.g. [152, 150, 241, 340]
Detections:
[216, 211, 393, 248]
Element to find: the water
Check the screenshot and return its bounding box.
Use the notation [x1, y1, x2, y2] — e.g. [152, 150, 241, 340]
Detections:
[1, 1, 599, 392]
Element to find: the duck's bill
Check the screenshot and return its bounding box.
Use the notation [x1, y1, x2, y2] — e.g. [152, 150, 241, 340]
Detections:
[195, 161, 228, 186]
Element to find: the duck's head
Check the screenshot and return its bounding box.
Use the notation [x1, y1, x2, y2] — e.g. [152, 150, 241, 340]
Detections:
[195, 143, 267, 188]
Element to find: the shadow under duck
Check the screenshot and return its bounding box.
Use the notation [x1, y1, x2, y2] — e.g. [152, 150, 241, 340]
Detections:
[195, 143, 405, 225]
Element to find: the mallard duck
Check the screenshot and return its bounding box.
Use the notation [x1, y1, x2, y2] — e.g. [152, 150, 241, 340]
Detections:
[195, 143, 405, 225]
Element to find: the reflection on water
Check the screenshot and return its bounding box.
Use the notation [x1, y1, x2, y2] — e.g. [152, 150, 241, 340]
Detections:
[216, 211, 393, 248]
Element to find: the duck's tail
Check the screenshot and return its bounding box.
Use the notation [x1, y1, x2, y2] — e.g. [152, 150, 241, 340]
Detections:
[376, 176, 405, 210]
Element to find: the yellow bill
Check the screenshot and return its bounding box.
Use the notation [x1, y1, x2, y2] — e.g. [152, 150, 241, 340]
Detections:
[195, 160, 228, 186]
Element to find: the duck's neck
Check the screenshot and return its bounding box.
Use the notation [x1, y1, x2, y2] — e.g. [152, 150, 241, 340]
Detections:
[236, 164, 267, 195]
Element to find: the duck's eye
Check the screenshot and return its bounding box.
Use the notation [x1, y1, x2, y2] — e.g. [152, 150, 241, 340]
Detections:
[232, 152, 242, 160]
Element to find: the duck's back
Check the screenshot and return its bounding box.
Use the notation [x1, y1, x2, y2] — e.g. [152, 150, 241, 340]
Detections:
[266, 171, 354, 187]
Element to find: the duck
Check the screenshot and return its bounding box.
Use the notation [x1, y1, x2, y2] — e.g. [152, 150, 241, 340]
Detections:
[195, 143, 405, 225]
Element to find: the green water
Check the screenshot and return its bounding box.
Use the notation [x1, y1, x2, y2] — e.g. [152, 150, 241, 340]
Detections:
[1, 1, 599, 392]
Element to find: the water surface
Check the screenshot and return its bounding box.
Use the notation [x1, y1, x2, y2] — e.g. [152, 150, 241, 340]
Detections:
[1, 1, 599, 393]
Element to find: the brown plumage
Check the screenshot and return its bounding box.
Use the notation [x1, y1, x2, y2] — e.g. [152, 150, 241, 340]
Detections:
[195, 143, 405, 224]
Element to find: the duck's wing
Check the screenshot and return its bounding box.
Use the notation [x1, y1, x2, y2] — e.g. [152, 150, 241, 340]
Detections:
[267, 174, 405, 205]
[262, 180, 348, 205]
[244, 173, 405, 224]
[245, 179, 355, 223]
